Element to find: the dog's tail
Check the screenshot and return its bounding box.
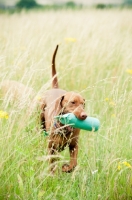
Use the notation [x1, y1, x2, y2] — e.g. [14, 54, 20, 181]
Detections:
[52, 45, 59, 88]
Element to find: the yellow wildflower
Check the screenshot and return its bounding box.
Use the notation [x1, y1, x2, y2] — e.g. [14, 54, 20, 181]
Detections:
[104, 98, 116, 105]
[111, 114, 116, 118]
[105, 98, 109, 101]
[65, 37, 77, 43]
[123, 161, 132, 168]
[117, 161, 132, 171]
[117, 164, 121, 171]
[126, 69, 132, 75]
[0, 110, 9, 119]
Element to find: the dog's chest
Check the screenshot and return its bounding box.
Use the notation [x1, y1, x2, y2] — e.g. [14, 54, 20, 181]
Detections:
[50, 131, 77, 151]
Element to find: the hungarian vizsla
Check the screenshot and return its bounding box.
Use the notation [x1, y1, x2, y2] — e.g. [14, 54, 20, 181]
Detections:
[40, 45, 87, 173]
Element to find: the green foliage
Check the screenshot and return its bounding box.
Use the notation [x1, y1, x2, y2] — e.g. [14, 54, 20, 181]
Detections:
[124, 0, 132, 4]
[16, 0, 38, 9]
[95, 3, 114, 9]
[95, 3, 106, 9]
[65, 1, 76, 8]
[40, 2, 82, 11]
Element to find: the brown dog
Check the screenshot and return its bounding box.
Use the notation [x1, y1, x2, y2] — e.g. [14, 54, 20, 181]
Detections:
[40, 45, 87, 173]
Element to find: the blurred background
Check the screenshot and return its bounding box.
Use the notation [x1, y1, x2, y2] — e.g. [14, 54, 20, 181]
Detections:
[0, 0, 132, 10]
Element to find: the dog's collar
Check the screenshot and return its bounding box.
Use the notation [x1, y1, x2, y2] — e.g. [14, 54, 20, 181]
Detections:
[43, 118, 74, 137]
[54, 120, 60, 129]
[54, 118, 74, 135]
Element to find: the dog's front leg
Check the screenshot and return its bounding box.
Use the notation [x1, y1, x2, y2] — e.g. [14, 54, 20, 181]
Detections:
[62, 130, 80, 173]
[62, 144, 78, 173]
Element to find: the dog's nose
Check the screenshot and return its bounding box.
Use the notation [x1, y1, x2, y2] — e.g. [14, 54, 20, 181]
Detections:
[80, 112, 87, 120]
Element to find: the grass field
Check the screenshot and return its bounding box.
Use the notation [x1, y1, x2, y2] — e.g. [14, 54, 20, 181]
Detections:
[0, 9, 132, 200]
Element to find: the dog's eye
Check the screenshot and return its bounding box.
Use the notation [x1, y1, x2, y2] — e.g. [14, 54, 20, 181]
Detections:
[71, 101, 75, 104]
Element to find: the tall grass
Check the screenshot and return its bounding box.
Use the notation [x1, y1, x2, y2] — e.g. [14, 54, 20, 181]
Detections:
[0, 9, 132, 200]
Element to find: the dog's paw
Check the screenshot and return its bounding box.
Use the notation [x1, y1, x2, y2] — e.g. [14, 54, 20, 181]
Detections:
[62, 164, 75, 173]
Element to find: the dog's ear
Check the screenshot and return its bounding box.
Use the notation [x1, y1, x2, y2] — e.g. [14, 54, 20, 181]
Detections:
[54, 95, 65, 116]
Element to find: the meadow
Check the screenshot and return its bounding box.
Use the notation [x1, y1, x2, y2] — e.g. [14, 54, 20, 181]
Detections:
[0, 9, 132, 200]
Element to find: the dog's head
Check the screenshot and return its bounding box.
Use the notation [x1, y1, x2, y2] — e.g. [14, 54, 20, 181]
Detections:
[55, 92, 87, 120]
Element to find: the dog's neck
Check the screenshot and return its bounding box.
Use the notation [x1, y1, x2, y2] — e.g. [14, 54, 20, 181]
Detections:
[53, 119, 74, 135]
